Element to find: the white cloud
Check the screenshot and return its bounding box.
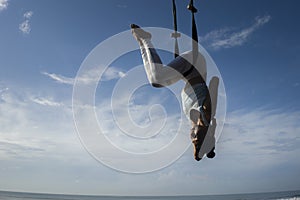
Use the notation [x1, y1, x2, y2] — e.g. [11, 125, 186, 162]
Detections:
[42, 67, 126, 85]
[134, 107, 300, 194]
[0, 86, 79, 160]
[219, 108, 300, 168]
[23, 11, 33, 19]
[0, 92, 92, 197]
[72, 79, 186, 156]
[1, 79, 300, 194]
[200, 15, 271, 50]
[31, 97, 63, 107]
[42, 72, 74, 85]
[0, 0, 8, 11]
[19, 20, 31, 34]
[0, 86, 8, 102]
[19, 11, 33, 34]
[76, 66, 126, 83]
[101, 67, 126, 81]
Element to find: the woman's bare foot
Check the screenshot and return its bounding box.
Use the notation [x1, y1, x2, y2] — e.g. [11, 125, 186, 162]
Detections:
[130, 24, 151, 42]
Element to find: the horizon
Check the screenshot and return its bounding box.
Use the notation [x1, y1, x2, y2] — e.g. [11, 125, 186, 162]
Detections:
[1, 189, 300, 197]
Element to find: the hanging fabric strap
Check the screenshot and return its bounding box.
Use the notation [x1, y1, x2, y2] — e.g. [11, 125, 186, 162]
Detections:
[187, 0, 199, 66]
[171, 0, 200, 78]
[171, 0, 181, 58]
[180, 0, 199, 78]
[188, 1, 209, 127]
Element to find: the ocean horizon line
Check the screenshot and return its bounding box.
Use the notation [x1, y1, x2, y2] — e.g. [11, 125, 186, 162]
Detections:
[1, 189, 300, 197]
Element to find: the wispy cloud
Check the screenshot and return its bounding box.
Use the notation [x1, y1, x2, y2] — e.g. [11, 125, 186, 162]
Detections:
[219, 108, 300, 167]
[1, 80, 300, 194]
[101, 67, 126, 81]
[95, 93, 186, 154]
[42, 72, 74, 85]
[0, 140, 45, 157]
[31, 97, 63, 107]
[0, 0, 8, 11]
[0, 85, 79, 161]
[23, 11, 33, 19]
[19, 11, 33, 34]
[200, 15, 271, 50]
[148, 107, 300, 194]
[0, 86, 8, 103]
[42, 67, 126, 85]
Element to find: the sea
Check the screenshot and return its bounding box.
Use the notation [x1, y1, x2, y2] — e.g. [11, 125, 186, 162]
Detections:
[0, 190, 300, 200]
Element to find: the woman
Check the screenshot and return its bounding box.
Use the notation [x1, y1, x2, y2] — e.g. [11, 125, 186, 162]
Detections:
[131, 24, 215, 161]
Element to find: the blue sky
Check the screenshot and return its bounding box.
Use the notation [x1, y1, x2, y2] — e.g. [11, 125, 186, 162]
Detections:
[1, 0, 300, 196]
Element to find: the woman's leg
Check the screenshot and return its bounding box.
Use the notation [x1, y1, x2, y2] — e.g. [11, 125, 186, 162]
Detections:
[131, 24, 190, 87]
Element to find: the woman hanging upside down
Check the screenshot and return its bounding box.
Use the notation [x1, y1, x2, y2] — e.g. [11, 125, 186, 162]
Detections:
[131, 24, 215, 161]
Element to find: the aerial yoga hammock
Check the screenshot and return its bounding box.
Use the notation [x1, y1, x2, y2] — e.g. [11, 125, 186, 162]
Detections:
[130, 0, 215, 161]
